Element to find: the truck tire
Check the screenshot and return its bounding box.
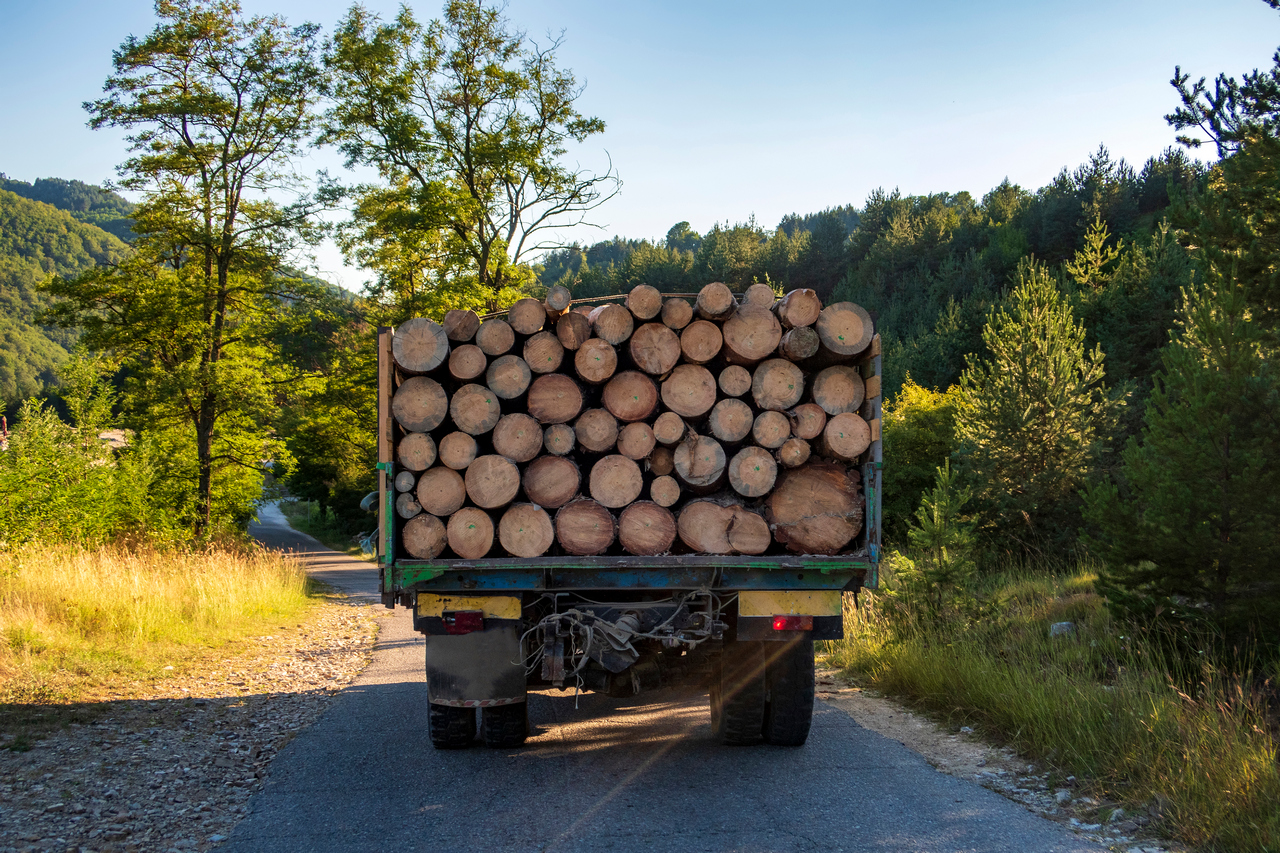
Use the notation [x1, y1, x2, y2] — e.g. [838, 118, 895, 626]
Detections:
[482, 702, 528, 748]
[713, 639, 766, 745]
[762, 637, 815, 746]
[428, 703, 476, 749]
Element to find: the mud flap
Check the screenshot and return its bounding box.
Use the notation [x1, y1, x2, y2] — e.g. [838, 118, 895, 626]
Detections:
[424, 623, 526, 707]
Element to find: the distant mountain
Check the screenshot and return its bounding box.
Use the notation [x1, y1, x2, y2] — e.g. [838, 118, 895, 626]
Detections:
[0, 174, 136, 242]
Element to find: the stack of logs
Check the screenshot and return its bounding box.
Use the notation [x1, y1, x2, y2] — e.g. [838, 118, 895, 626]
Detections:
[387, 281, 877, 560]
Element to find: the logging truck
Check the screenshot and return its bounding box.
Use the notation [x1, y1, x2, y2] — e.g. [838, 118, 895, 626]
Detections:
[375, 282, 882, 749]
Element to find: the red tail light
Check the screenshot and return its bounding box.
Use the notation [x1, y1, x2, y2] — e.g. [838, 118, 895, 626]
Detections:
[443, 610, 484, 635]
[772, 614, 814, 631]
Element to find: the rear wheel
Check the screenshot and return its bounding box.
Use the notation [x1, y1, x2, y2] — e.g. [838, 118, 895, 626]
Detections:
[482, 702, 528, 748]
[762, 637, 815, 746]
[428, 703, 476, 749]
[713, 639, 766, 745]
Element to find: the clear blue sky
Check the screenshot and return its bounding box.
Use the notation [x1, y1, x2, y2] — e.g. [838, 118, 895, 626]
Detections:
[1, 0, 1276, 289]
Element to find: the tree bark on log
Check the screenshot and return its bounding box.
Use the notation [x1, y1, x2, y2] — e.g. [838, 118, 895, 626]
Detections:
[449, 384, 502, 435]
[752, 410, 791, 449]
[661, 364, 717, 418]
[774, 288, 821, 329]
[475, 318, 515, 356]
[777, 326, 819, 361]
[574, 338, 618, 384]
[555, 499, 616, 556]
[727, 446, 778, 498]
[392, 317, 450, 374]
[589, 303, 634, 345]
[718, 364, 752, 397]
[417, 467, 467, 517]
[393, 376, 449, 432]
[649, 474, 681, 507]
[575, 408, 619, 453]
[707, 398, 753, 444]
[589, 455, 644, 508]
[402, 513, 447, 559]
[395, 492, 422, 520]
[498, 503, 554, 558]
[542, 423, 575, 456]
[492, 413, 542, 463]
[629, 323, 681, 375]
[766, 462, 863, 554]
[617, 421, 656, 460]
[811, 365, 865, 415]
[696, 281, 737, 321]
[523, 331, 564, 374]
[486, 354, 532, 400]
[673, 433, 727, 492]
[722, 305, 782, 365]
[544, 284, 573, 315]
[626, 284, 663, 320]
[397, 432, 437, 471]
[448, 344, 487, 382]
[556, 311, 592, 351]
[447, 507, 494, 560]
[660, 297, 693, 330]
[464, 455, 521, 509]
[443, 309, 480, 343]
[679, 320, 722, 364]
[751, 358, 805, 411]
[618, 501, 677, 555]
[507, 298, 546, 335]
[438, 432, 478, 470]
[526, 374, 583, 424]
[602, 371, 659, 422]
[522, 455, 580, 509]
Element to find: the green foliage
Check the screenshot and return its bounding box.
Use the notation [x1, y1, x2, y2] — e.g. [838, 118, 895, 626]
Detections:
[881, 376, 959, 545]
[896, 462, 978, 614]
[0, 175, 136, 242]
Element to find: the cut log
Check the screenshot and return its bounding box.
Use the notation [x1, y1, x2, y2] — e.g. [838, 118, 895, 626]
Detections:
[679, 320, 722, 364]
[628, 323, 681, 375]
[395, 492, 422, 520]
[787, 403, 827, 440]
[726, 507, 771, 555]
[744, 282, 777, 310]
[626, 284, 663, 320]
[449, 384, 502, 435]
[394, 470, 417, 493]
[555, 499, 616, 556]
[722, 305, 782, 365]
[602, 371, 659, 422]
[776, 437, 812, 469]
[397, 432, 437, 471]
[492, 413, 542, 463]
[660, 364, 717, 419]
[589, 455, 644, 509]
[815, 301, 874, 357]
[542, 423, 576, 456]
[652, 412, 685, 446]
[673, 433, 727, 492]
[727, 446, 778, 498]
[498, 503, 554, 558]
[753, 410, 791, 449]
[402, 513, 447, 559]
[649, 445, 675, 476]
[464, 455, 521, 509]
[392, 376, 449, 432]
[707, 398, 754, 444]
[438, 432, 478, 470]
[507, 297, 546, 335]
[523, 331, 565, 375]
[392, 317, 450, 374]
[751, 358, 805, 411]
[650, 475, 681, 507]
[819, 412, 871, 462]
[574, 408, 619, 453]
[811, 365, 865, 415]
[522, 455, 580, 509]
[556, 311, 593, 351]
[660, 297, 694, 330]
[443, 309, 480, 343]
[767, 462, 863, 554]
[574, 338, 617, 384]
[416, 467, 467, 517]
[589, 303, 634, 346]
[545, 284, 573, 315]
[448, 344, 487, 382]
[677, 500, 732, 553]
[475, 318, 515, 356]
[775, 288, 821, 329]
[718, 364, 751, 398]
[777, 326, 820, 361]
[526, 374, 583, 424]
[572, 305, 594, 316]
[617, 421, 656, 461]
[618, 502, 677, 556]
[447, 507, 494, 560]
[696, 281, 737, 321]
[486, 354, 532, 400]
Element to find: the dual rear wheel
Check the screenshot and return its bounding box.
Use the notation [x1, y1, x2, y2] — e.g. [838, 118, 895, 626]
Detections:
[428, 701, 528, 749]
[711, 637, 815, 746]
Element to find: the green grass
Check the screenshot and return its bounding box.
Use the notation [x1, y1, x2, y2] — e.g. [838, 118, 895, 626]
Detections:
[823, 558, 1280, 852]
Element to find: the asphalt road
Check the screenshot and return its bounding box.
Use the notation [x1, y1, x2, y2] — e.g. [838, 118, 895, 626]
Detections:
[233, 505, 1105, 853]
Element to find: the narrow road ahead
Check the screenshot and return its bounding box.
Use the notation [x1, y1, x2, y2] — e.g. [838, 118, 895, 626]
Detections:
[234, 506, 1104, 853]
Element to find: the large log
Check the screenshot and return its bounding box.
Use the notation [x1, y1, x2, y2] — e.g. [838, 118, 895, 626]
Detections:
[787, 403, 827, 440]
[707, 398, 753, 444]
[673, 433, 727, 492]
[492, 412, 542, 463]
[679, 320, 722, 364]
[811, 365, 865, 415]
[397, 432, 437, 471]
[556, 311, 592, 351]
[523, 331, 565, 374]
[475, 317, 515, 356]
[602, 371, 659, 422]
[696, 281, 737, 321]
[392, 317, 450, 374]
[542, 423, 576, 456]
[447, 506, 494, 560]
[443, 309, 480, 343]
[486, 354, 532, 400]
[574, 338, 618, 384]
[660, 297, 693, 330]
[774, 288, 821, 329]
[661, 364, 717, 419]
[555, 499, 616, 556]
[395, 492, 423, 520]
[449, 384, 502, 435]
[394, 470, 417, 493]
[402, 513, 447, 559]
[718, 364, 751, 398]
[776, 437, 812, 469]
[618, 502, 677, 556]
[589, 455, 644, 508]
[626, 284, 663, 320]
[753, 410, 791, 449]
[464, 455, 521, 509]
[744, 282, 777, 310]
[522, 455, 580, 509]
[814, 301, 874, 358]
[649, 445, 675, 476]
[726, 507, 771, 555]
[676, 502, 768, 555]
[617, 421, 656, 461]
[818, 412, 871, 462]
[777, 326, 820, 361]
[589, 303, 634, 346]
[526, 373, 583, 424]
[416, 467, 467, 517]
[575, 408, 619, 453]
[392, 376, 449, 432]
[544, 284, 573, 316]
[448, 344, 487, 382]
[650, 475, 681, 508]
[727, 446, 778, 498]
[652, 411, 686, 446]
[438, 432, 478, 470]
[507, 297, 546, 335]
[498, 503, 554, 558]
[722, 305, 782, 365]
[751, 358, 805, 411]
[766, 462, 863, 554]
[629, 322, 681, 375]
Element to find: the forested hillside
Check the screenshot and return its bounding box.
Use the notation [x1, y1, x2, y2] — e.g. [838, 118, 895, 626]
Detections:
[0, 175, 136, 242]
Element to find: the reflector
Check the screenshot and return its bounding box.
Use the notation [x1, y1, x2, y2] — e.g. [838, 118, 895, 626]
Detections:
[443, 610, 484, 635]
[771, 614, 814, 631]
